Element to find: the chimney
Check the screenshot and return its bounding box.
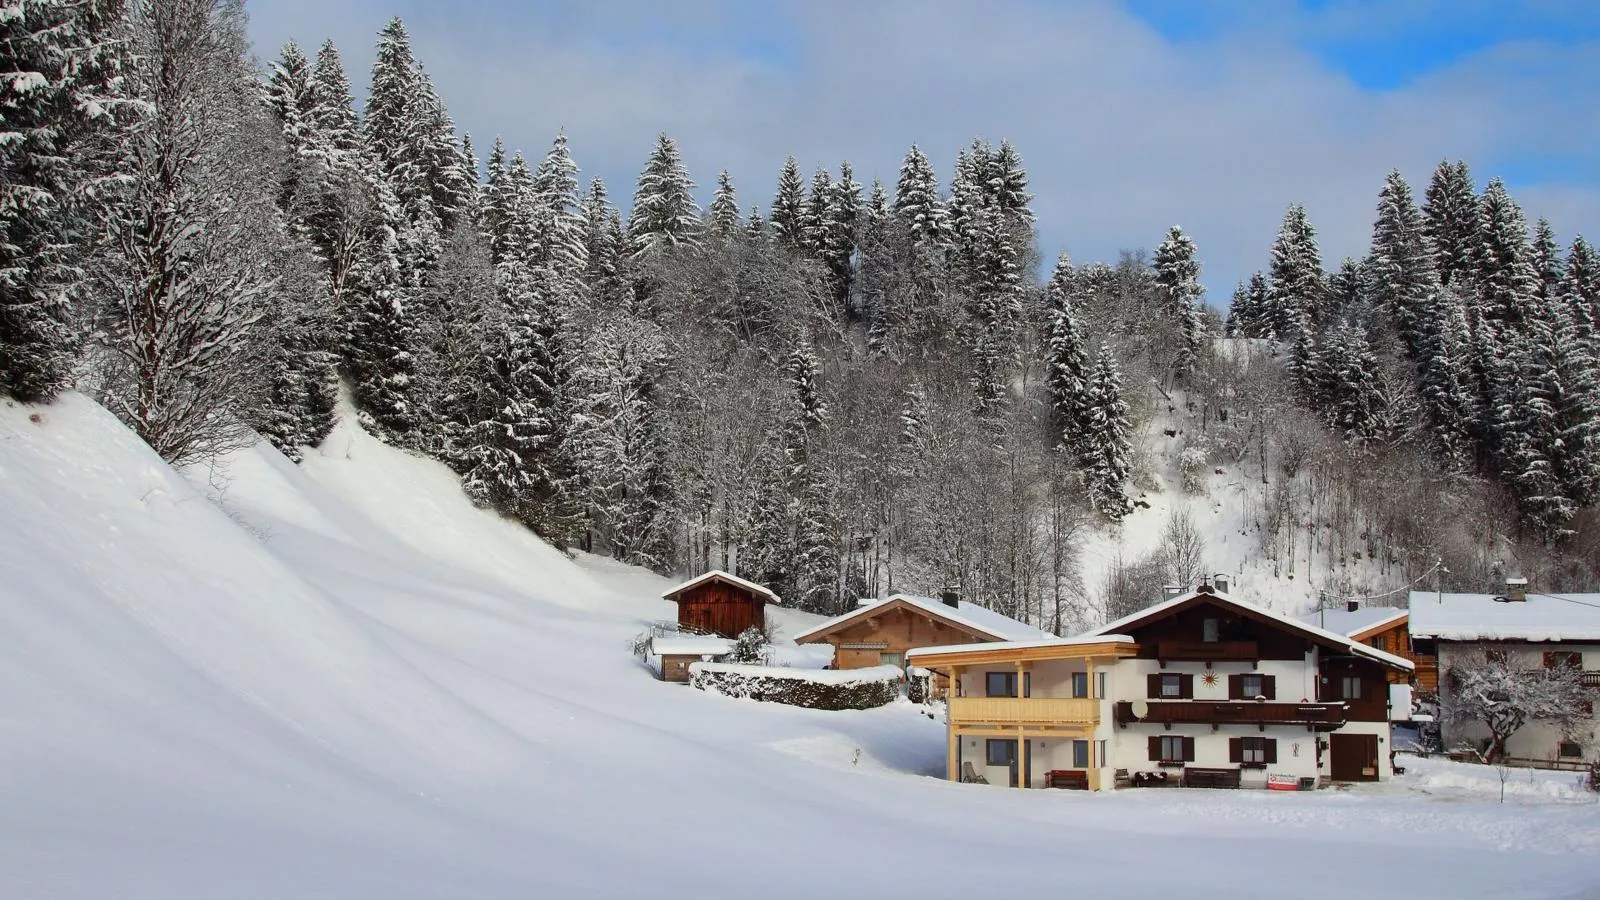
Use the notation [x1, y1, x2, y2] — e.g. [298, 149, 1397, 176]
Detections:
[1505, 576, 1528, 603]
[940, 590, 960, 609]
[1346, 600, 1359, 613]
[1163, 585, 1185, 601]
[1213, 573, 1231, 594]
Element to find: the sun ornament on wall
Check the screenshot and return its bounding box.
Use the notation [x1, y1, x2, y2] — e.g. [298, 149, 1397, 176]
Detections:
[1200, 671, 1220, 688]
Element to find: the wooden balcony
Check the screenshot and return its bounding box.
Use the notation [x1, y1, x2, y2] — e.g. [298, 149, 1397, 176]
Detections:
[1156, 640, 1258, 664]
[1584, 671, 1600, 688]
[1114, 700, 1346, 729]
[949, 697, 1099, 727]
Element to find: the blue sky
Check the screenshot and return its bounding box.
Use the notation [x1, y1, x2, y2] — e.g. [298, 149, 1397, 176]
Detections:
[246, 0, 1598, 303]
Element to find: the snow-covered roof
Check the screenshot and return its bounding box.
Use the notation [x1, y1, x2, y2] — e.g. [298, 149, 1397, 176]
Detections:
[906, 634, 1136, 661]
[649, 637, 735, 658]
[1407, 590, 1600, 643]
[1083, 588, 1414, 671]
[1294, 606, 1407, 640]
[793, 594, 1051, 644]
[662, 570, 779, 604]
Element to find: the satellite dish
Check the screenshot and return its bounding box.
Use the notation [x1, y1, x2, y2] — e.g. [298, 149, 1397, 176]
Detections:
[1130, 699, 1149, 719]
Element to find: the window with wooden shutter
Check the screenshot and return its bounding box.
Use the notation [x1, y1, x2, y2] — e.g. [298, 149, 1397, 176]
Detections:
[1260, 675, 1276, 700]
[1239, 736, 1270, 767]
[1229, 737, 1243, 763]
[1264, 739, 1278, 764]
[1183, 736, 1196, 761]
[1148, 736, 1162, 761]
[1545, 651, 1582, 669]
[1179, 674, 1195, 699]
[1147, 674, 1163, 698]
[1228, 674, 1243, 699]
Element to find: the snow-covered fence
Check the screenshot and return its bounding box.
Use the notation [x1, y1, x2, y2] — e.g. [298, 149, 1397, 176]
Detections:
[688, 663, 902, 710]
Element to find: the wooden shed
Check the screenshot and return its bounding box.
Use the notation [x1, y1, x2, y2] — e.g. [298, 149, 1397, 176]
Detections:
[649, 636, 735, 683]
[664, 570, 777, 638]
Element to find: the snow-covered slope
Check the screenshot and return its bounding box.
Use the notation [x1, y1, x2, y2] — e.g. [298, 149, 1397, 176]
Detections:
[2, 395, 1597, 900]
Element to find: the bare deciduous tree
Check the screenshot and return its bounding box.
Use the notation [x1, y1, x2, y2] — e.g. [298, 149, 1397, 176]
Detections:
[1443, 651, 1590, 763]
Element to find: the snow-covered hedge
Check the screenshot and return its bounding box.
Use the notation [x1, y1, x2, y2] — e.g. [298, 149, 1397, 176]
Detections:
[688, 662, 902, 710]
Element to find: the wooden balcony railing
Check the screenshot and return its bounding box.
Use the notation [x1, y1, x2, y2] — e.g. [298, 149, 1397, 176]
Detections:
[1156, 640, 1259, 663]
[949, 697, 1099, 726]
[1114, 700, 1346, 728]
[1583, 671, 1600, 688]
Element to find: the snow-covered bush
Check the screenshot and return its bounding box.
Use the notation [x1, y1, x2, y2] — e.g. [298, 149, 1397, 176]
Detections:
[728, 625, 770, 664]
[689, 663, 901, 710]
[1178, 447, 1209, 494]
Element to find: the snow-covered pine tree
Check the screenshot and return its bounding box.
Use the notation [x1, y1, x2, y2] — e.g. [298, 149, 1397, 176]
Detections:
[90, 0, 287, 466]
[0, 0, 127, 402]
[1566, 236, 1599, 334]
[1320, 322, 1386, 447]
[530, 131, 588, 285]
[744, 205, 766, 245]
[1493, 297, 1575, 541]
[821, 161, 860, 309]
[769, 155, 806, 250]
[1416, 285, 1481, 470]
[1369, 170, 1437, 357]
[462, 266, 583, 547]
[260, 41, 343, 458]
[988, 140, 1035, 233]
[1266, 203, 1325, 339]
[707, 170, 740, 240]
[799, 166, 832, 258]
[1042, 254, 1091, 459]
[1152, 226, 1205, 378]
[1226, 271, 1270, 338]
[571, 317, 674, 568]
[310, 40, 362, 156]
[1079, 346, 1134, 520]
[1422, 159, 1479, 290]
[578, 177, 629, 313]
[967, 207, 1022, 418]
[1475, 178, 1537, 328]
[1530, 218, 1565, 304]
[894, 144, 947, 249]
[1549, 296, 1600, 509]
[627, 132, 700, 257]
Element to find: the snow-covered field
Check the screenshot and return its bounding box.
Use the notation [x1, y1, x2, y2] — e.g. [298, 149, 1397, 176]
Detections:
[2, 395, 1598, 900]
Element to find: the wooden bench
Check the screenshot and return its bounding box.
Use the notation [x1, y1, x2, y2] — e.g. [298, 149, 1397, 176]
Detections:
[1183, 767, 1242, 789]
[1044, 769, 1089, 790]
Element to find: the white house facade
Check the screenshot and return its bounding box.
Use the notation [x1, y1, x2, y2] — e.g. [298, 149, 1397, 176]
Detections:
[910, 585, 1413, 791]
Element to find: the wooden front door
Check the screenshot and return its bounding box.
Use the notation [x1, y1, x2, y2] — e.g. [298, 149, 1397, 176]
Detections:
[1330, 733, 1379, 782]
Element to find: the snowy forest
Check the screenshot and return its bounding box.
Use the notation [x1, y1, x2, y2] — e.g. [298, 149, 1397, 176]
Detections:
[4, 0, 1598, 631]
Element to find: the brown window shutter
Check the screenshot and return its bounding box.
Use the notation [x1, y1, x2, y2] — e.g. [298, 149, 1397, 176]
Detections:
[1147, 674, 1161, 698]
[1229, 737, 1242, 763]
[1180, 674, 1195, 699]
[1261, 675, 1277, 700]
[1148, 736, 1162, 761]
[1227, 674, 1242, 699]
[1183, 736, 1196, 762]
[1265, 739, 1278, 764]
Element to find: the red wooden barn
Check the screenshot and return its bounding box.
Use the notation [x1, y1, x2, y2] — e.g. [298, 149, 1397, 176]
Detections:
[664, 570, 777, 638]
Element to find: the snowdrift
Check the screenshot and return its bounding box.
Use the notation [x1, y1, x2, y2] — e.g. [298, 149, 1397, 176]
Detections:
[2, 395, 1597, 900]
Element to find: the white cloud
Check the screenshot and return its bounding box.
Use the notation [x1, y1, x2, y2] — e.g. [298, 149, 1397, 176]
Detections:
[245, 0, 1599, 300]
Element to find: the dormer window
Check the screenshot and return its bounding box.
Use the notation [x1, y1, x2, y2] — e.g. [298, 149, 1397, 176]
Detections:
[1202, 617, 1219, 643]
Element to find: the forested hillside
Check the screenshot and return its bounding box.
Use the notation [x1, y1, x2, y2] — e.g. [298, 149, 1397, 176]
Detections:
[4, 2, 1596, 632]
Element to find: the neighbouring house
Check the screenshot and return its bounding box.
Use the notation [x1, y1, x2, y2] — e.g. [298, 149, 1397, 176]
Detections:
[1409, 578, 1600, 764]
[907, 583, 1413, 791]
[649, 636, 734, 683]
[663, 570, 777, 638]
[1297, 602, 1437, 695]
[792, 593, 1050, 693]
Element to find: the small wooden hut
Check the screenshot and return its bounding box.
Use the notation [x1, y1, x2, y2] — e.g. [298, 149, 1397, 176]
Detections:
[664, 570, 776, 638]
